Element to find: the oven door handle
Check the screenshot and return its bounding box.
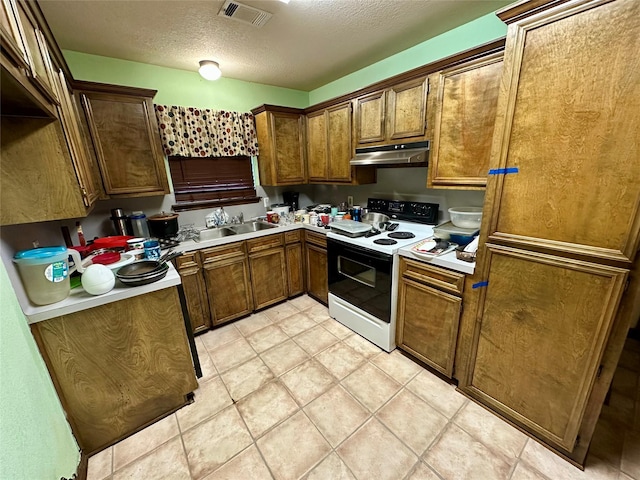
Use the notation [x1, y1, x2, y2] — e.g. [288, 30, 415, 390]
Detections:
[337, 256, 376, 288]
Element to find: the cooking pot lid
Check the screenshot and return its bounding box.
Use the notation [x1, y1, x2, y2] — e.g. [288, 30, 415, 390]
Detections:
[14, 246, 67, 260]
[148, 212, 179, 221]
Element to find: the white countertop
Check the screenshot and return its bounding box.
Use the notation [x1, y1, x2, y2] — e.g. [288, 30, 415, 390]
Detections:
[24, 264, 181, 324]
[397, 242, 476, 275]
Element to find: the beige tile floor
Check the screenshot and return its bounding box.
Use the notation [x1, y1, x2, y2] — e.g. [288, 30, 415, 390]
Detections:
[87, 296, 640, 480]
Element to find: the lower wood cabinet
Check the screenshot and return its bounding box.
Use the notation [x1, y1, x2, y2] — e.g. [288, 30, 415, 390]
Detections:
[285, 230, 305, 297]
[175, 252, 211, 334]
[305, 231, 328, 305]
[396, 257, 465, 378]
[201, 242, 253, 326]
[30, 287, 198, 454]
[247, 234, 288, 310]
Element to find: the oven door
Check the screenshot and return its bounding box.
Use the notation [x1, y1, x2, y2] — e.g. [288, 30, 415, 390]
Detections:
[327, 238, 393, 323]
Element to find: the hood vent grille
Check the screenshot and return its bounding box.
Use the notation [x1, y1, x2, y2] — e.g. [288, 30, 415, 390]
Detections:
[218, 1, 272, 27]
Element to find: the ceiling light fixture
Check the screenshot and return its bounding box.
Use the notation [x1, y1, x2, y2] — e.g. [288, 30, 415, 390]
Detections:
[198, 60, 222, 81]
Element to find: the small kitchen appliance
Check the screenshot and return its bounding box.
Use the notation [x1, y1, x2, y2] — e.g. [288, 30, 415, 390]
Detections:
[148, 212, 179, 239]
[282, 191, 299, 212]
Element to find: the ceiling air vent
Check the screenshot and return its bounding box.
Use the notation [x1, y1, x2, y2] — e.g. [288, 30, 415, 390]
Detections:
[218, 1, 272, 27]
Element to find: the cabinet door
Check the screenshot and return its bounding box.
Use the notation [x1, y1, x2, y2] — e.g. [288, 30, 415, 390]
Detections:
[397, 277, 461, 378]
[306, 110, 327, 181]
[354, 90, 385, 145]
[0, 0, 28, 68]
[80, 91, 170, 196]
[461, 245, 627, 452]
[428, 54, 502, 189]
[306, 243, 328, 304]
[52, 68, 101, 208]
[250, 248, 288, 310]
[272, 111, 306, 184]
[386, 76, 428, 141]
[176, 253, 211, 334]
[326, 102, 352, 182]
[286, 242, 305, 297]
[486, 0, 640, 263]
[202, 255, 253, 326]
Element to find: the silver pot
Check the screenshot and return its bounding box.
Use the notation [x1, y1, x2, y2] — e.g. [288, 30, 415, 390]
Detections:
[361, 212, 390, 230]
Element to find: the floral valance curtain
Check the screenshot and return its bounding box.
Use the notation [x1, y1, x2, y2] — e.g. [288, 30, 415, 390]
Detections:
[154, 105, 259, 158]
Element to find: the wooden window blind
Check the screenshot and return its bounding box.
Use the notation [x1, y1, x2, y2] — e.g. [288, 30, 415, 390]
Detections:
[169, 155, 259, 211]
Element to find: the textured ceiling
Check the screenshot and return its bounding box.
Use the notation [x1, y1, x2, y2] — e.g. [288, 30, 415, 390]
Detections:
[39, 0, 511, 91]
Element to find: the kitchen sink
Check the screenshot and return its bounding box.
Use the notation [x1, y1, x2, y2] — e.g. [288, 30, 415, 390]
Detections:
[229, 221, 278, 234]
[197, 227, 237, 241]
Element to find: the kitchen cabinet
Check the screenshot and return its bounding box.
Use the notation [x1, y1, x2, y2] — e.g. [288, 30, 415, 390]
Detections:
[75, 81, 170, 197]
[201, 242, 253, 326]
[1, 0, 29, 73]
[396, 257, 464, 378]
[428, 52, 503, 189]
[306, 102, 376, 185]
[30, 287, 198, 454]
[457, 0, 640, 467]
[305, 230, 328, 305]
[175, 252, 211, 334]
[285, 230, 305, 297]
[353, 76, 428, 147]
[247, 234, 288, 310]
[252, 105, 306, 186]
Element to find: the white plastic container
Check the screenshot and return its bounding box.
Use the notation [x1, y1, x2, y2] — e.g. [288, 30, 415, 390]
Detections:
[130, 211, 150, 238]
[13, 246, 85, 305]
[448, 207, 483, 229]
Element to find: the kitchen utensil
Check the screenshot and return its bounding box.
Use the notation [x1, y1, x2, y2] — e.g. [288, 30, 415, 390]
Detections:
[13, 246, 85, 305]
[433, 221, 479, 241]
[319, 213, 330, 225]
[329, 220, 373, 238]
[91, 251, 121, 265]
[81, 264, 115, 295]
[143, 240, 161, 260]
[266, 211, 280, 224]
[271, 204, 291, 218]
[282, 191, 299, 211]
[130, 211, 151, 238]
[148, 212, 180, 238]
[70, 245, 92, 259]
[110, 208, 131, 236]
[455, 246, 477, 263]
[448, 207, 483, 229]
[126, 237, 146, 250]
[91, 236, 134, 250]
[361, 212, 390, 229]
[410, 237, 457, 260]
[351, 206, 362, 222]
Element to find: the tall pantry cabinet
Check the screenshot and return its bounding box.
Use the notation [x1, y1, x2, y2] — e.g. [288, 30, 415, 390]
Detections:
[457, 0, 640, 467]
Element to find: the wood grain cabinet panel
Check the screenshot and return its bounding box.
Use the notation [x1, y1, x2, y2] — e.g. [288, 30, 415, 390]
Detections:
[253, 106, 306, 186]
[250, 247, 288, 310]
[77, 84, 170, 197]
[306, 110, 327, 181]
[0, 0, 28, 69]
[396, 258, 463, 377]
[305, 232, 328, 305]
[428, 53, 503, 189]
[326, 102, 353, 182]
[286, 242, 305, 297]
[175, 252, 211, 334]
[462, 244, 627, 452]
[354, 90, 386, 144]
[31, 287, 198, 454]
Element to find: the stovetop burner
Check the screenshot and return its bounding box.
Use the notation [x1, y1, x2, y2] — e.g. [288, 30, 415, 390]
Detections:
[388, 231, 416, 239]
[373, 238, 398, 245]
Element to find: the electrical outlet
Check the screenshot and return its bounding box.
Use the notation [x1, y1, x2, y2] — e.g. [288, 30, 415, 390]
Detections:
[262, 197, 270, 208]
[347, 196, 354, 208]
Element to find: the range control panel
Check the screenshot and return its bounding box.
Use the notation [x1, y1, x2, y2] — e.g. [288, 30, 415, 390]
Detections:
[367, 198, 439, 225]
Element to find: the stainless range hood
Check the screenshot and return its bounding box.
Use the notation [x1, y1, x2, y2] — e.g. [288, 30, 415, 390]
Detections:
[350, 141, 429, 166]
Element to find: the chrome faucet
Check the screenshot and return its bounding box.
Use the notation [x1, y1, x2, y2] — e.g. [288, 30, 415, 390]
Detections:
[231, 212, 244, 224]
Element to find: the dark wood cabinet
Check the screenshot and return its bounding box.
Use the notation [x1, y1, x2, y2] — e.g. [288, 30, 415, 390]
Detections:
[285, 230, 305, 297]
[396, 258, 464, 378]
[76, 82, 170, 197]
[247, 234, 288, 310]
[428, 52, 503, 189]
[175, 252, 211, 334]
[305, 231, 328, 305]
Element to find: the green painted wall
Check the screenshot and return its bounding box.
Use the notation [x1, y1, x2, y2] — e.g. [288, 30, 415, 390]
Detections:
[0, 262, 79, 480]
[308, 12, 508, 105]
[64, 50, 309, 112]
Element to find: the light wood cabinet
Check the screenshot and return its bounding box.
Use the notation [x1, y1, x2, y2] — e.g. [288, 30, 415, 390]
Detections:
[175, 252, 211, 334]
[305, 231, 328, 305]
[31, 287, 198, 454]
[253, 105, 306, 186]
[396, 258, 464, 378]
[201, 242, 253, 326]
[285, 230, 305, 297]
[428, 52, 503, 189]
[76, 82, 170, 197]
[354, 76, 428, 147]
[0, 0, 28, 70]
[457, 0, 640, 467]
[247, 234, 288, 310]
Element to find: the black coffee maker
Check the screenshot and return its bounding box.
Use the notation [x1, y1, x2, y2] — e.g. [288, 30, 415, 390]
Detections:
[282, 191, 299, 212]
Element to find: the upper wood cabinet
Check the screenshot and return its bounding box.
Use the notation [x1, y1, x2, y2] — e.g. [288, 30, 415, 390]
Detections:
[253, 105, 306, 186]
[0, 0, 28, 70]
[354, 76, 429, 147]
[428, 52, 503, 190]
[76, 82, 170, 197]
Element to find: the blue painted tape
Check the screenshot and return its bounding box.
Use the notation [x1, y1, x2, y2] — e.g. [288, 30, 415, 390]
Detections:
[472, 281, 489, 289]
[488, 167, 519, 175]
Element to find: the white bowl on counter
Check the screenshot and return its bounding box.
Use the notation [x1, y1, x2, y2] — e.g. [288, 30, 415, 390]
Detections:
[448, 207, 483, 229]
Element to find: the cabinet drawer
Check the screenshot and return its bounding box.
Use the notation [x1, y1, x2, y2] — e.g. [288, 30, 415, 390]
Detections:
[175, 251, 199, 270]
[284, 230, 302, 244]
[247, 233, 284, 254]
[400, 257, 465, 295]
[305, 230, 327, 249]
[201, 241, 246, 263]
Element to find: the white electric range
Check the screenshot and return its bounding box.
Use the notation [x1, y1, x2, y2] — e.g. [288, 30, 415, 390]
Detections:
[326, 198, 438, 352]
